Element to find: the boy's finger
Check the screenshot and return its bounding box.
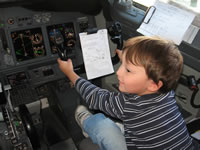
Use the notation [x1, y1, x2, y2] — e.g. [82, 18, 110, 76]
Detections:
[116, 50, 122, 60]
[57, 58, 61, 63]
[67, 59, 73, 64]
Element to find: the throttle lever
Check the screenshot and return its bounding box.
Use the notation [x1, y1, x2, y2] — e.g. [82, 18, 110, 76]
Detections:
[111, 35, 123, 50]
[57, 46, 68, 61]
[51, 28, 68, 61]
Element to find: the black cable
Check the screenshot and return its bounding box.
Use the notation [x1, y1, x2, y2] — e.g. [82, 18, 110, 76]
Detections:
[180, 74, 200, 108]
[190, 89, 200, 108]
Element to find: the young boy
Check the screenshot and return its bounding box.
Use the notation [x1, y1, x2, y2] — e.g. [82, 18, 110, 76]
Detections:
[57, 36, 197, 150]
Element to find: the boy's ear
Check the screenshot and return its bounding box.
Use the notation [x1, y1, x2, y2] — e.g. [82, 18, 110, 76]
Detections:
[148, 80, 163, 92]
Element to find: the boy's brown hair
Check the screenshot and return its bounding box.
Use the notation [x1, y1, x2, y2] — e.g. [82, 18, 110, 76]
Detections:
[123, 36, 183, 93]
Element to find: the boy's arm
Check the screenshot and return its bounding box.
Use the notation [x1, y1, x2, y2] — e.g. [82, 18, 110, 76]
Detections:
[57, 58, 125, 119]
[57, 58, 80, 84]
[75, 78, 125, 120]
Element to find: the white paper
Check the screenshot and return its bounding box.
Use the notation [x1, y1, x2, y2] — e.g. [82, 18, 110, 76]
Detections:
[137, 1, 195, 45]
[79, 29, 114, 80]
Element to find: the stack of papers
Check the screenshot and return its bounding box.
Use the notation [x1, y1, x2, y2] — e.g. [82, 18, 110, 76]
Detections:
[137, 1, 195, 45]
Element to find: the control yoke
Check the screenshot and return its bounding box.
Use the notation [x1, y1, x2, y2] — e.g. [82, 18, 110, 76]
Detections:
[107, 22, 123, 65]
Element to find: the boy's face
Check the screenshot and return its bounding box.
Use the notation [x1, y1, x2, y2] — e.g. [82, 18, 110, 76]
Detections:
[116, 52, 153, 96]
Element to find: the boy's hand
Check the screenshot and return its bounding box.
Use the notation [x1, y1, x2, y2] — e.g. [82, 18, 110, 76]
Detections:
[116, 49, 122, 61]
[57, 58, 74, 77]
[57, 58, 79, 84]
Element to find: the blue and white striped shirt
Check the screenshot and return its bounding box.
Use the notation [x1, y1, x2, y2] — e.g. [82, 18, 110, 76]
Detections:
[75, 77, 194, 150]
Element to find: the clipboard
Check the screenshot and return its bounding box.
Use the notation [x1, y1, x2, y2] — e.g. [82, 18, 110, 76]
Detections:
[143, 6, 156, 24]
[137, 1, 195, 45]
[79, 28, 114, 80]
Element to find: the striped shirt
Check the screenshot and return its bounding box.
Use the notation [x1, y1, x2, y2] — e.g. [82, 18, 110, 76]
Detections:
[75, 77, 194, 150]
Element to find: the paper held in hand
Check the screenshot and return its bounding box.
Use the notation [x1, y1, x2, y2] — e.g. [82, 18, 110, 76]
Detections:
[79, 29, 114, 80]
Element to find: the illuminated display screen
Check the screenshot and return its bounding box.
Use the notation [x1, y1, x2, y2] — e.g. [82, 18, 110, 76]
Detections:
[11, 28, 46, 62]
[47, 22, 76, 54]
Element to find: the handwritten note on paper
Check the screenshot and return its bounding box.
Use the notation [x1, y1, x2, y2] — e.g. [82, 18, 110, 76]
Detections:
[79, 29, 114, 80]
[137, 1, 195, 45]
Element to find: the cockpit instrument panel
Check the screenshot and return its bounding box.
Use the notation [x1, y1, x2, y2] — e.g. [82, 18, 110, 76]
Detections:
[47, 22, 76, 54]
[0, 6, 96, 92]
[0, 6, 97, 107]
[0, 7, 96, 74]
[11, 28, 46, 62]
